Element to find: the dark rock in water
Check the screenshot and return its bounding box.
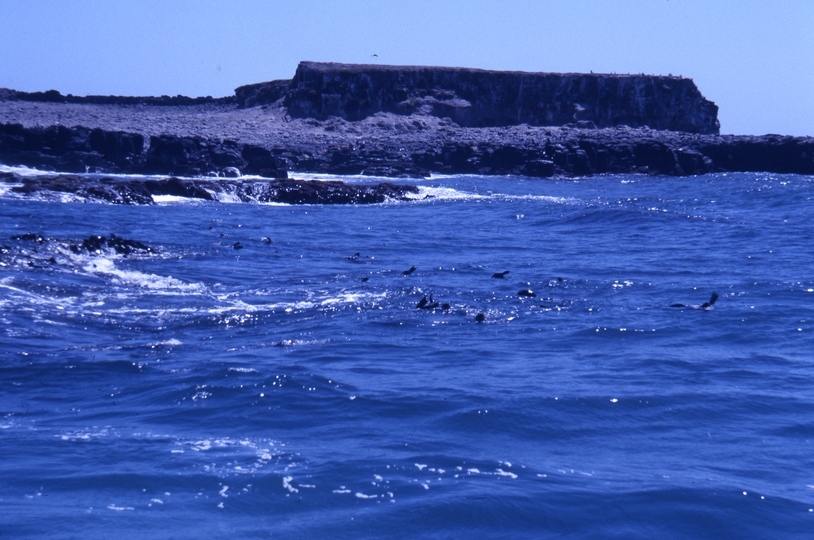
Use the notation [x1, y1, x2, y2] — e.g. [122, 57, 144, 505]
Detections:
[475, 313, 486, 322]
[492, 271, 510, 279]
[143, 177, 215, 201]
[244, 179, 417, 204]
[107, 234, 151, 255]
[70, 234, 154, 255]
[11, 232, 45, 243]
[82, 235, 106, 252]
[281, 62, 719, 134]
[2, 172, 419, 206]
[8, 174, 154, 204]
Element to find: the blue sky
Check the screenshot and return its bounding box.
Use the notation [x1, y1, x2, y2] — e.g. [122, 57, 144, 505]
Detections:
[1, 0, 812, 135]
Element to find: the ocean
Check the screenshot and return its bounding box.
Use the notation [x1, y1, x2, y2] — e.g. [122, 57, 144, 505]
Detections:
[1, 169, 813, 538]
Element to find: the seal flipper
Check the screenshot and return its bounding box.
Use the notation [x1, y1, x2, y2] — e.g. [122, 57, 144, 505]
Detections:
[700, 292, 719, 310]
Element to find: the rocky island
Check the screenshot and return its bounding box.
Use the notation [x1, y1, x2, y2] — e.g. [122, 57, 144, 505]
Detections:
[1, 61, 812, 204]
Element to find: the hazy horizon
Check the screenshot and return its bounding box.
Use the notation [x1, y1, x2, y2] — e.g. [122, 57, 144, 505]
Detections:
[1, 0, 812, 136]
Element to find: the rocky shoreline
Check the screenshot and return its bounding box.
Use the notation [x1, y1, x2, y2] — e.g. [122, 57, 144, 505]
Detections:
[1, 170, 420, 205]
[1, 62, 812, 181]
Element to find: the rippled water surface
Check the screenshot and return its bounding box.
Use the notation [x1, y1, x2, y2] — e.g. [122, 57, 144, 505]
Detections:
[2, 170, 814, 538]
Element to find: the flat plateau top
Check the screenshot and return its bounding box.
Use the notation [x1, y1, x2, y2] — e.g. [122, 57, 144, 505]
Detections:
[298, 61, 687, 80]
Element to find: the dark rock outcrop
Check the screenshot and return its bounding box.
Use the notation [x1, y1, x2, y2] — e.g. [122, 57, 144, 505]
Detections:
[0, 122, 144, 172]
[234, 80, 291, 108]
[2, 172, 420, 205]
[141, 136, 287, 177]
[71, 234, 155, 255]
[0, 123, 287, 178]
[277, 61, 719, 134]
[273, 128, 814, 178]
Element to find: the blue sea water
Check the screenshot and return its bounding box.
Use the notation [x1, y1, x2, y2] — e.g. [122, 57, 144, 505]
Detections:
[1, 169, 813, 538]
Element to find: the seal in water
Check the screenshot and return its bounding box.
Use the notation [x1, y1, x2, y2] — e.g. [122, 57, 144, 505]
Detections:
[492, 271, 510, 278]
[670, 292, 719, 310]
[402, 266, 417, 276]
[518, 289, 536, 298]
[417, 294, 439, 310]
[475, 313, 486, 322]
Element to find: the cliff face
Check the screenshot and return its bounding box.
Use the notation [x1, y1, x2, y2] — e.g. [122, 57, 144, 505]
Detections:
[277, 62, 719, 134]
[0, 123, 287, 178]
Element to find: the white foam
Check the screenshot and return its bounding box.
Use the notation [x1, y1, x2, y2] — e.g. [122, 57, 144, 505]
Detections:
[209, 190, 243, 204]
[82, 257, 205, 293]
[0, 182, 22, 197]
[0, 164, 56, 177]
[151, 339, 182, 347]
[413, 186, 487, 202]
[228, 367, 259, 373]
[495, 469, 518, 479]
[151, 194, 194, 204]
[282, 476, 299, 493]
